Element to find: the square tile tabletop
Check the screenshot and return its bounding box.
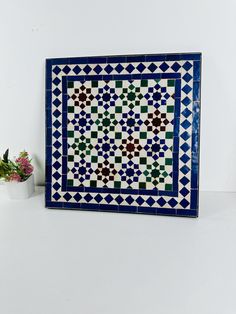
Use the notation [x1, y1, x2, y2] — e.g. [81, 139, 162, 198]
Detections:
[46, 53, 201, 217]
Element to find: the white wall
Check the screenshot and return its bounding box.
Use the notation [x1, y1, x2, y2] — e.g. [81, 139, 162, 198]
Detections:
[0, 0, 235, 191]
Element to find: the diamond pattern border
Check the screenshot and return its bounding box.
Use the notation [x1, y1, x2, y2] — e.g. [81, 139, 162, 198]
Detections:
[45, 53, 201, 217]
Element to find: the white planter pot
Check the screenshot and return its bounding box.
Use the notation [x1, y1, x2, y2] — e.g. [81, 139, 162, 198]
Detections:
[5, 175, 35, 200]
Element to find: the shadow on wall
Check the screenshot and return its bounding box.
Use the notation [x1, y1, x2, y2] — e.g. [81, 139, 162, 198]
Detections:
[30, 62, 46, 187]
[32, 154, 44, 186]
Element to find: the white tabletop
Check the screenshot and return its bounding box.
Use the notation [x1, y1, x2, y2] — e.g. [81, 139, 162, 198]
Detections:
[0, 187, 236, 314]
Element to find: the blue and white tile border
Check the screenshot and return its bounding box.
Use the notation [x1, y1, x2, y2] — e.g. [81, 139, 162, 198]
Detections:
[45, 53, 201, 217]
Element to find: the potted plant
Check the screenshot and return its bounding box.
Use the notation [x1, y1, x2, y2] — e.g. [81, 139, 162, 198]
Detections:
[0, 149, 34, 199]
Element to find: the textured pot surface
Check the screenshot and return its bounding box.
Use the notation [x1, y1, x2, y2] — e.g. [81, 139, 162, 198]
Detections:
[5, 175, 35, 200]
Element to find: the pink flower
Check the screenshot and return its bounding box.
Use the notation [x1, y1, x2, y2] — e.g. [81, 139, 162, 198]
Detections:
[24, 164, 34, 175]
[16, 157, 28, 165]
[16, 157, 34, 176]
[9, 173, 22, 182]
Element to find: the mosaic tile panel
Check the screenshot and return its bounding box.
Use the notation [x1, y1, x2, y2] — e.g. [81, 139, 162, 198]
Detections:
[45, 53, 201, 217]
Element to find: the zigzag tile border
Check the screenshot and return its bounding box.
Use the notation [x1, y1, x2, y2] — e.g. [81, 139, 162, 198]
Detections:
[45, 53, 201, 217]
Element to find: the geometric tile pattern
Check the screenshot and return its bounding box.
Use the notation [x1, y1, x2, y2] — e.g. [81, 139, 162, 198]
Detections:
[67, 78, 175, 191]
[46, 53, 201, 217]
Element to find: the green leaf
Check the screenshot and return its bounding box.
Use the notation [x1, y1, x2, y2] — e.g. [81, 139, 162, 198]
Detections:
[0, 159, 11, 179]
[3, 149, 9, 163]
